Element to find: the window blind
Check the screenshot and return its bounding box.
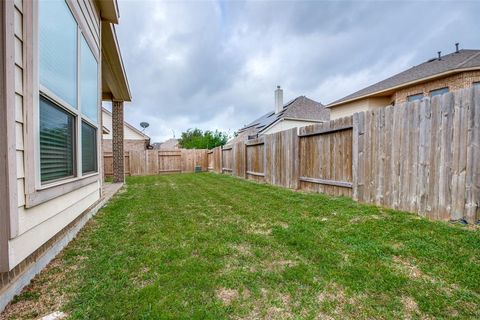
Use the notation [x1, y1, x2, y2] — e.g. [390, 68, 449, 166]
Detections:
[82, 122, 97, 173]
[40, 97, 75, 182]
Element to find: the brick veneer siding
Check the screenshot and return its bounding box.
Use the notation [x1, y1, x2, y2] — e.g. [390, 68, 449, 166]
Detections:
[102, 139, 148, 153]
[112, 101, 125, 183]
[394, 70, 480, 104]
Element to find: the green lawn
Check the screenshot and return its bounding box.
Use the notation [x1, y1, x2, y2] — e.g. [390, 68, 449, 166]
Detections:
[3, 173, 480, 319]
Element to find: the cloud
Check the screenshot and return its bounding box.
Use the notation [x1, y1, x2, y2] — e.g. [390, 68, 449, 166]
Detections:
[115, 0, 480, 142]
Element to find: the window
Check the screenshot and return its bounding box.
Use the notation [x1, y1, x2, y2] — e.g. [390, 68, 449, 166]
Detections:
[39, 0, 99, 184]
[40, 97, 75, 182]
[39, 0, 77, 108]
[82, 122, 97, 174]
[474, 81, 480, 88]
[407, 93, 424, 102]
[81, 36, 98, 123]
[429, 87, 449, 97]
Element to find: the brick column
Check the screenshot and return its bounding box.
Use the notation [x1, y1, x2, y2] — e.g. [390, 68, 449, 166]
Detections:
[112, 100, 125, 183]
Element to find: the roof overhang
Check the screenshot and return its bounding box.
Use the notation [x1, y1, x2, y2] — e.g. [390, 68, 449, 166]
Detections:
[96, 0, 120, 24]
[327, 66, 480, 108]
[101, 21, 131, 102]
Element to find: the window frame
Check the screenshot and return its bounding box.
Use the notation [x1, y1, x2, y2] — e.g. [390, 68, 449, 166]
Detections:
[23, 0, 102, 208]
[429, 87, 449, 97]
[81, 120, 98, 174]
[407, 93, 424, 102]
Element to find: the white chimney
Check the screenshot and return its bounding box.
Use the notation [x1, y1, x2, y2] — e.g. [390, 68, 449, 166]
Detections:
[275, 85, 283, 114]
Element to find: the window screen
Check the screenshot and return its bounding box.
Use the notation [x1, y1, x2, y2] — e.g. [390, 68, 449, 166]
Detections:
[40, 96, 75, 182]
[82, 122, 97, 174]
[39, 0, 77, 107]
[407, 93, 423, 102]
[81, 36, 99, 123]
[429, 87, 449, 97]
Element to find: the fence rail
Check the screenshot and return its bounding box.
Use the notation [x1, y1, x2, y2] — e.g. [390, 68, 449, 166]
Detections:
[208, 87, 480, 223]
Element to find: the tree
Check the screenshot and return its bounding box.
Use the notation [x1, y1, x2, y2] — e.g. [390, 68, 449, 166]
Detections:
[178, 128, 229, 149]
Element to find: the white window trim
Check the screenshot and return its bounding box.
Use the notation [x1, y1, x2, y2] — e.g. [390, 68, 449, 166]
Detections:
[35, 0, 100, 190]
[23, 0, 101, 208]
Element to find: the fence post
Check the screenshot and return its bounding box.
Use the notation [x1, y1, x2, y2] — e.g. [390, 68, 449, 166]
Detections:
[466, 87, 480, 223]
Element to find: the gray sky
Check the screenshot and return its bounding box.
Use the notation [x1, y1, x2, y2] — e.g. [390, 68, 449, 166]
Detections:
[114, 0, 480, 142]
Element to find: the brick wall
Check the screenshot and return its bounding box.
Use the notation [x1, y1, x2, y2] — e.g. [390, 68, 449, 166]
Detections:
[112, 101, 124, 183]
[394, 70, 480, 104]
[102, 139, 148, 153]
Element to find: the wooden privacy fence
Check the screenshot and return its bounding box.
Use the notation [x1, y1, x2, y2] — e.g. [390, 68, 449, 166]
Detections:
[208, 87, 480, 223]
[104, 149, 208, 177]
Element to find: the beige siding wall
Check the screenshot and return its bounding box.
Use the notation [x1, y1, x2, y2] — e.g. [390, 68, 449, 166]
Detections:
[14, 1, 25, 212]
[8, 0, 102, 269]
[330, 97, 392, 120]
[262, 119, 326, 135]
[102, 109, 146, 140]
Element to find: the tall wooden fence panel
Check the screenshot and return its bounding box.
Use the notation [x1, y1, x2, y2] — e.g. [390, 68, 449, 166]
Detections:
[222, 146, 233, 174]
[232, 141, 246, 178]
[207, 87, 480, 223]
[104, 149, 208, 176]
[246, 137, 265, 182]
[158, 150, 182, 173]
[264, 128, 299, 189]
[207, 147, 222, 173]
[104, 152, 130, 177]
[298, 116, 353, 197]
[353, 88, 480, 222]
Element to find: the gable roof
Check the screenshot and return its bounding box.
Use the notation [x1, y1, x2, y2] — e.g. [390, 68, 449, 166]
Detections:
[329, 49, 480, 107]
[101, 107, 150, 140]
[237, 96, 330, 137]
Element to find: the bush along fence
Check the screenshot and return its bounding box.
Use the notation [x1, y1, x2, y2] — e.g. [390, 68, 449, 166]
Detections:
[208, 87, 480, 223]
[104, 149, 208, 176]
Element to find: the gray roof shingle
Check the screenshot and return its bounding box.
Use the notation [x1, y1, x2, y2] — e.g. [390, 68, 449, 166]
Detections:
[236, 96, 330, 138]
[329, 49, 480, 106]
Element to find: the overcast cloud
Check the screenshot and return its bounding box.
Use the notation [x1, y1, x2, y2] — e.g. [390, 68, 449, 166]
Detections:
[113, 0, 480, 142]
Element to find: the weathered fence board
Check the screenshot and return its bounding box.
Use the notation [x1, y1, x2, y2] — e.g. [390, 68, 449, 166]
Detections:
[265, 128, 299, 189]
[246, 137, 265, 182]
[221, 146, 233, 174]
[298, 117, 353, 197]
[104, 152, 130, 177]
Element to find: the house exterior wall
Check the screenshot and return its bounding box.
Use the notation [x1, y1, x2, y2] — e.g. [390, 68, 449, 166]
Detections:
[393, 70, 480, 104]
[262, 119, 326, 135]
[102, 109, 147, 140]
[102, 139, 148, 153]
[1, 0, 104, 301]
[330, 97, 392, 120]
[330, 70, 480, 119]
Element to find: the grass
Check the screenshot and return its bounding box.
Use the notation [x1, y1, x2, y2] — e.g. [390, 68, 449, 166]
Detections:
[2, 173, 479, 319]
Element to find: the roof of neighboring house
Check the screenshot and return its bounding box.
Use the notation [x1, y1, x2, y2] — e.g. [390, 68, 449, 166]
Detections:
[236, 96, 330, 138]
[329, 49, 480, 107]
[101, 107, 150, 140]
[153, 138, 179, 150]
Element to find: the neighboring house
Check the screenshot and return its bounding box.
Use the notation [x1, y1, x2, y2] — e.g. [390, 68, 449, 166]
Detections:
[152, 138, 180, 150]
[102, 107, 151, 152]
[0, 0, 131, 311]
[232, 87, 330, 143]
[328, 46, 480, 119]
